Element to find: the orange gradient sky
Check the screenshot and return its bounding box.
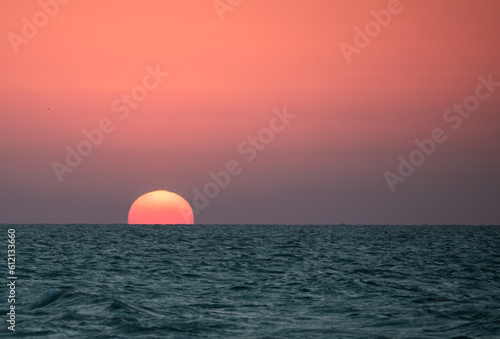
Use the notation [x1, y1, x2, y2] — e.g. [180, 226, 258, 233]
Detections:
[1, 0, 499, 224]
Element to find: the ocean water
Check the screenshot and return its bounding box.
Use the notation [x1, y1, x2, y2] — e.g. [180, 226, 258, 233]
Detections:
[3, 224, 500, 338]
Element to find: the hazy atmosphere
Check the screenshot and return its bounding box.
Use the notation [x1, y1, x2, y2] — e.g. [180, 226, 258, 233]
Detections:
[1, 0, 499, 224]
[2, 2, 500, 338]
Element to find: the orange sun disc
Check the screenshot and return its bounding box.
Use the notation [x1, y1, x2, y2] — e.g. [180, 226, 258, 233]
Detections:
[128, 190, 194, 225]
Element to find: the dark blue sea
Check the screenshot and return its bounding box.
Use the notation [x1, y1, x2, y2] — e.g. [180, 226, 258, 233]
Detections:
[2, 224, 500, 338]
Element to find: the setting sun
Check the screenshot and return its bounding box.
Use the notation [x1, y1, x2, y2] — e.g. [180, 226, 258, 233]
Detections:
[128, 190, 194, 225]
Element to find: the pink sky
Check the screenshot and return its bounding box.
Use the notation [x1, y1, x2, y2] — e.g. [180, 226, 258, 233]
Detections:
[1, 0, 499, 224]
